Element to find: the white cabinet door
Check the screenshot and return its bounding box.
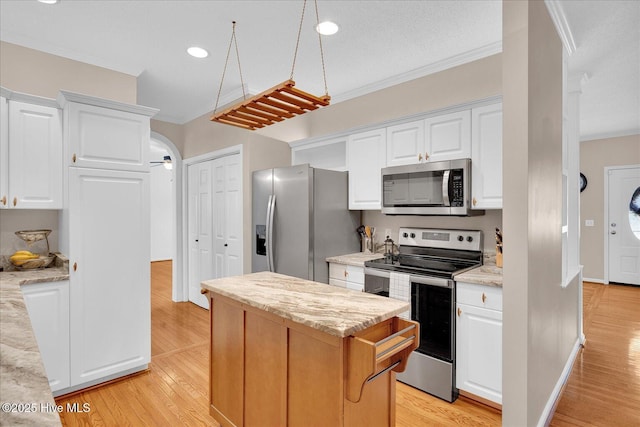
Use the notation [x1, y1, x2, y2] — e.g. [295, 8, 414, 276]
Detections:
[7, 100, 62, 209]
[346, 265, 365, 292]
[455, 302, 502, 404]
[213, 154, 243, 279]
[0, 96, 8, 209]
[329, 263, 348, 288]
[471, 103, 503, 209]
[67, 102, 150, 172]
[68, 167, 150, 386]
[386, 120, 425, 166]
[22, 280, 71, 392]
[347, 129, 386, 210]
[424, 110, 471, 162]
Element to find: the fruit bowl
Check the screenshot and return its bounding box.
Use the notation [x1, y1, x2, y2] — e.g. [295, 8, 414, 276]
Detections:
[10, 252, 55, 270]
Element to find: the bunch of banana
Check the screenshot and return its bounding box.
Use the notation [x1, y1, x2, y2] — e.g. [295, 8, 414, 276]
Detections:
[10, 250, 40, 266]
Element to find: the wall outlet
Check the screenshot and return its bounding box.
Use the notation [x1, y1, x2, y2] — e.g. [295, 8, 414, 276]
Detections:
[585, 219, 594, 227]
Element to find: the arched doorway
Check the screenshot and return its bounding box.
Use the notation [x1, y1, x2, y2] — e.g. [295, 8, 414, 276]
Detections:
[150, 132, 183, 301]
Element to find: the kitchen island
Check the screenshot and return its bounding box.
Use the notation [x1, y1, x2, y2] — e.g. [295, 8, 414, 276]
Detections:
[201, 271, 419, 427]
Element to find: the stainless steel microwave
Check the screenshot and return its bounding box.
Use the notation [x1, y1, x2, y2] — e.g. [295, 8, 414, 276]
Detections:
[381, 158, 483, 216]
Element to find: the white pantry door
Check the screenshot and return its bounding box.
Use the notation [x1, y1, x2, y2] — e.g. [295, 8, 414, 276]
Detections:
[212, 155, 243, 279]
[188, 162, 213, 308]
[608, 166, 640, 285]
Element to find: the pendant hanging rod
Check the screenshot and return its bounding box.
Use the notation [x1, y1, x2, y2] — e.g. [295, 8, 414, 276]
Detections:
[213, 21, 247, 114]
[290, 0, 329, 98]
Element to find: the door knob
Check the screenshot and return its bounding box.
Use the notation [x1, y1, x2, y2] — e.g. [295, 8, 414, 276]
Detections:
[195, 239, 199, 242]
[224, 243, 228, 247]
[611, 223, 616, 227]
[611, 230, 617, 235]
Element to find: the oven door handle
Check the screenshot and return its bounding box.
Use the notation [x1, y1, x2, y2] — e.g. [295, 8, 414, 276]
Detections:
[409, 274, 454, 289]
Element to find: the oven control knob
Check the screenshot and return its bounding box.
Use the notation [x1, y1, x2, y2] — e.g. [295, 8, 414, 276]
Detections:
[457, 235, 464, 242]
[467, 236, 474, 242]
[403, 232, 409, 238]
[410, 233, 416, 238]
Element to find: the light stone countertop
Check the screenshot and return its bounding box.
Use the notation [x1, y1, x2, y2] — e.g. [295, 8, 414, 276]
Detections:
[325, 252, 384, 267]
[0, 267, 68, 427]
[454, 259, 503, 287]
[201, 271, 409, 338]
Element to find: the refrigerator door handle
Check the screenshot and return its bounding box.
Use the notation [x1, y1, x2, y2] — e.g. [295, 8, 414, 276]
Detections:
[266, 194, 276, 272]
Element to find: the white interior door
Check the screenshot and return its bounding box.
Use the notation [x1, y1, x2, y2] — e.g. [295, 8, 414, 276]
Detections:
[188, 162, 212, 308]
[213, 154, 243, 279]
[608, 166, 640, 285]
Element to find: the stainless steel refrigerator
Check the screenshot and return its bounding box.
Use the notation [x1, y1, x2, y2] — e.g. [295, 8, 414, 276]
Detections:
[252, 164, 360, 283]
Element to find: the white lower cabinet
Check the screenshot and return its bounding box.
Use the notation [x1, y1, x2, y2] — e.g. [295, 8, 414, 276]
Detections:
[456, 282, 502, 405]
[66, 167, 150, 387]
[328, 263, 365, 291]
[21, 280, 71, 392]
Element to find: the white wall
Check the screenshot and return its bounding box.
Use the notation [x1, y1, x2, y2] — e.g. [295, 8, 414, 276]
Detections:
[149, 141, 174, 261]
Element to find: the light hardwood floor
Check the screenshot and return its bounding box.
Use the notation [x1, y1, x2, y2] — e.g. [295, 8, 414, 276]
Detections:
[56, 263, 637, 426]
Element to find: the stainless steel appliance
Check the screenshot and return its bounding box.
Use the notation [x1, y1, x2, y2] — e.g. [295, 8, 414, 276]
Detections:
[252, 164, 360, 283]
[364, 227, 483, 402]
[381, 158, 483, 216]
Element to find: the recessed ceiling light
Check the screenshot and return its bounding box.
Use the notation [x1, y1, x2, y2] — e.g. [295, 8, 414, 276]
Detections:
[187, 46, 208, 59]
[316, 21, 339, 36]
[38, 0, 59, 4]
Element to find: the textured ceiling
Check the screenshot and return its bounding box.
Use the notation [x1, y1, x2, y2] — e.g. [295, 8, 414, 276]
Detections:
[1, 0, 638, 141]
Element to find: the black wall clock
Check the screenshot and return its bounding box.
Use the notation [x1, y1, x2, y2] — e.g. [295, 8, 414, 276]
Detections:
[579, 173, 587, 192]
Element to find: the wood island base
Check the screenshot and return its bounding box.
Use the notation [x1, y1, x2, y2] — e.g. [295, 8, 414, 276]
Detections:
[206, 291, 418, 427]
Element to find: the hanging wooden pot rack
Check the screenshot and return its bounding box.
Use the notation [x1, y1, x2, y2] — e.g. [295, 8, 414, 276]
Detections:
[211, 0, 331, 130]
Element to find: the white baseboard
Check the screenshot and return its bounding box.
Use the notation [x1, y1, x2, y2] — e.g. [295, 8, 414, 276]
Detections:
[538, 338, 582, 427]
[582, 277, 605, 284]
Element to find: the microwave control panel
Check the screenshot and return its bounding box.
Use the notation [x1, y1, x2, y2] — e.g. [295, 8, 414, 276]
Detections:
[450, 169, 464, 207]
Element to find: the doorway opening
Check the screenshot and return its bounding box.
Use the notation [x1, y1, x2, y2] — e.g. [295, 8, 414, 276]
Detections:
[150, 132, 183, 301]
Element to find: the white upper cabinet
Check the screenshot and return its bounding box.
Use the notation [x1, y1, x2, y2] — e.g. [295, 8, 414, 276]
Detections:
[347, 128, 386, 210]
[424, 110, 471, 162]
[471, 103, 503, 209]
[1, 91, 63, 209]
[59, 91, 157, 172]
[386, 120, 425, 166]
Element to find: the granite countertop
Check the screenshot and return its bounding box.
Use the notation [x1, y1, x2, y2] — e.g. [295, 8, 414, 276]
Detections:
[201, 271, 409, 338]
[0, 266, 68, 427]
[325, 252, 383, 267]
[454, 257, 503, 287]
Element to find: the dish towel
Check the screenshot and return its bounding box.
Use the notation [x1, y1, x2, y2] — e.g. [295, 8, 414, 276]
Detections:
[389, 272, 411, 320]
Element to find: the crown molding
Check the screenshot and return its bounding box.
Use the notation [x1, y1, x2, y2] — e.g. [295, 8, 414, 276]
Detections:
[331, 41, 503, 105]
[545, 0, 577, 55]
[580, 128, 640, 142]
[57, 90, 158, 117]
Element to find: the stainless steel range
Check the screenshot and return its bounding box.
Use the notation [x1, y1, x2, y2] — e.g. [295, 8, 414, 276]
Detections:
[364, 227, 483, 402]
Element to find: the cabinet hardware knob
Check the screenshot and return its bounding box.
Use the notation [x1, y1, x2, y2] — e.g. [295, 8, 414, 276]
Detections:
[418, 153, 423, 161]
[13, 197, 17, 207]
[72, 154, 77, 163]
[1, 196, 6, 206]
[472, 197, 477, 206]
[424, 152, 430, 161]
[73, 262, 77, 272]
[200, 288, 208, 295]
[457, 307, 462, 317]
[610, 230, 617, 235]
[344, 270, 348, 277]
[224, 243, 228, 247]
[482, 293, 487, 303]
